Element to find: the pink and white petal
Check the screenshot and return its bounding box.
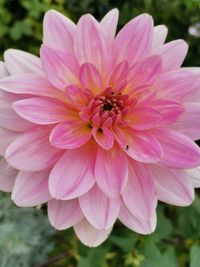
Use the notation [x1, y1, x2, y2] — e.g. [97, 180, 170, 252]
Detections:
[119, 203, 157, 235]
[50, 120, 92, 149]
[152, 25, 168, 49]
[0, 91, 33, 132]
[122, 160, 157, 220]
[114, 14, 153, 66]
[0, 128, 19, 156]
[155, 70, 200, 102]
[79, 185, 120, 230]
[128, 107, 161, 130]
[149, 99, 184, 125]
[186, 166, 200, 188]
[92, 127, 114, 150]
[75, 14, 110, 75]
[74, 218, 112, 247]
[109, 60, 129, 87]
[43, 10, 75, 54]
[13, 97, 70, 125]
[40, 45, 80, 89]
[123, 129, 163, 163]
[11, 170, 51, 207]
[150, 165, 194, 206]
[0, 158, 17, 192]
[4, 49, 43, 75]
[172, 103, 200, 140]
[6, 127, 62, 172]
[79, 63, 103, 93]
[0, 74, 65, 100]
[153, 128, 200, 168]
[49, 143, 96, 200]
[0, 61, 9, 78]
[48, 199, 83, 230]
[95, 144, 128, 198]
[100, 8, 119, 42]
[152, 40, 188, 72]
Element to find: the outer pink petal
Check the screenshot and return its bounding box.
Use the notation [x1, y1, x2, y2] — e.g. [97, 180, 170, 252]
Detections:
[119, 203, 157, 234]
[0, 74, 65, 99]
[0, 91, 33, 132]
[6, 128, 62, 172]
[153, 128, 200, 168]
[4, 49, 43, 75]
[150, 166, 194, 206]
[0, 158, 17, 192]
[0, 128, 19, 156]
[95, 144, 128, 198]
[123, 129, 163, 163]
[92, 127, 114, 150]
[100, 9, 119, 42]
[79, 185, 120, 230]
[114, 14, 153, 66]
[152, 25, 168, 49]
[43, 10, 75, 54]
[74, 218, 112, 247]
[11, 170, 51, 207]
[152, 40, 188, 71]
[186, 167, 200, 188]
[122, 160, 157, 220]
[49, 143, 96, 200]
[74, 14, 110, 75]
[79, 63, 103, 93]
[50, 120, 92, 149]
[13, 97, 70, 125]
[40, 45, 80, 89]
[0, 61, 9, 78]
[48, 199, 83, 230]
[172, 103, 200, 140]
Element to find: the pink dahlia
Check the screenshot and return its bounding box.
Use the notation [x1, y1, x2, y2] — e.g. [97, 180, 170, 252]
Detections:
[1, 9, 200, 247]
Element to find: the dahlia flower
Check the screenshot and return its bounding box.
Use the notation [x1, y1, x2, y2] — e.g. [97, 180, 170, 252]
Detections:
[1, 9, 200, 247]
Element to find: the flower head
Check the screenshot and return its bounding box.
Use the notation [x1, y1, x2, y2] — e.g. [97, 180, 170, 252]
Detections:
[1, 9, 200, 247]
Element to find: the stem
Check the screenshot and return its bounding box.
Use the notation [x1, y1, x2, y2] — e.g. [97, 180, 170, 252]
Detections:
[33, 251, 70, 267]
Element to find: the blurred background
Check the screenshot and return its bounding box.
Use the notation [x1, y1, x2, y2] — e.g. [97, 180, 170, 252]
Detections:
[1, 0, 200, 266]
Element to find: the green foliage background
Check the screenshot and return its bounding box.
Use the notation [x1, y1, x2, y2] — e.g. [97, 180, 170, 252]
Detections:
[1, 0, 200, 266]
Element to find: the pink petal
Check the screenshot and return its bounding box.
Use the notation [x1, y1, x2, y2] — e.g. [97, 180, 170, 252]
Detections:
[119, 203, 157, 234]
[40, 45, 80, 89]
[0, 61, 9, 78]
[74, 218, 112, 247]
[123, 129, 163, 163]
[79, 63, 103, 93]
[13, 97, 70, 125]
[153, 128, 200, 168]
[49, 143, 96, 200]
[0, 128, 19, 156]
[150, 165, 194, 206]
[92, 127, 114, 150]
[74, 14, 110, 75]
[0, 74, 66, 99]
[172, 103, 200, 140]
[128, 107, 161, 130]
[6, 127, 62, 171]
[50, 120, 92, 149]
[109, 60, 129, 87]
[122, 160, 157, 220]
[0, 158, 17, 192]
[11, 170, 51, 207]
[4, 49, 43, 75]
[152, 40, 188, 71]
[154, 70, 200, 102]
[152, 25, 168, 49]
[186, 167, 200, 188]
[100, 9, 119, 42]
[95, 144, 128, 198]
[0, 91, 33, 132]
[79, 185, 120, 230]
[48, 199, 83, 230]
[43, 10, 75, 54]
[114, 14, 153, 66]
